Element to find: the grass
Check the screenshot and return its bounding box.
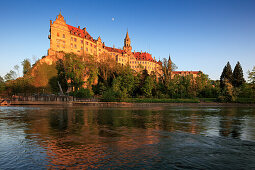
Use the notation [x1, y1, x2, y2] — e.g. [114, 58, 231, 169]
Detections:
[235, 98, 255, 104]
[121, 98, 200, 103]
[199, 98, 217, 102]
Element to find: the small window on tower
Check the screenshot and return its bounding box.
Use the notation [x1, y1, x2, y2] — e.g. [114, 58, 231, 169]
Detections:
[57, 33, 59, 37]
[71, 37, 73, 41]
[63, 34, 65, 38]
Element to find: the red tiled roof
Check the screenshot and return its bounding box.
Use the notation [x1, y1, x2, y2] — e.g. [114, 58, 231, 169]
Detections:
[67, 25, 95, 42]
[172, 71, 200, 74]
[105, 46, 123, 53]
[133, 52, 156, 62]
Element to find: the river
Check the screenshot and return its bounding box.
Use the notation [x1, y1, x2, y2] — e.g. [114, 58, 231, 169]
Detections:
[1, 105, 255, 169]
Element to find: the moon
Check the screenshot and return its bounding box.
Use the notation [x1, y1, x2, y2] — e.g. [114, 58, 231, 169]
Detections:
[112, 17, 115, 21]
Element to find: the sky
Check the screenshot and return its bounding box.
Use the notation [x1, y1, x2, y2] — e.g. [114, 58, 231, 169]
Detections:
[0, 0, 254, 80]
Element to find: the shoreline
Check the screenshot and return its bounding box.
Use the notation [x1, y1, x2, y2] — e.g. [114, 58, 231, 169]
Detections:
[2, 101, 255, 107]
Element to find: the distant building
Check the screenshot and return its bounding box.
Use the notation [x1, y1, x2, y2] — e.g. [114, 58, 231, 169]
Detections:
[47, 12, 201, 77]
[48, 12, 161, 75]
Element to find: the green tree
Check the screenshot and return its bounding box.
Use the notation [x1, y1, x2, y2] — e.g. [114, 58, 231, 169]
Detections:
[161, 56, 177, 92]
[0, 76, 5, 94]
[220, 62, 233, 89]
[233, 61, 245, 87]
[63, 53, 87, 91]
[141, 76, 154, 97]
[248, 66, 255, 84]
[56, 59, 68, 93]
[22, 59, 31, 76]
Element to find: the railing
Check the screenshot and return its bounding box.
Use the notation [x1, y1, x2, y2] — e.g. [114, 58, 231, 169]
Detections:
[11, 94, 73, 102]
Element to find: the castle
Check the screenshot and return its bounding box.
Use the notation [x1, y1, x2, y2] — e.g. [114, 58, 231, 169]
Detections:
[48, 12, 162, 75]
[47, 12, 200, 78]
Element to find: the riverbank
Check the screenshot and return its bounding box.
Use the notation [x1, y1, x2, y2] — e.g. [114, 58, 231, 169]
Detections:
[3, 100, 255, 107]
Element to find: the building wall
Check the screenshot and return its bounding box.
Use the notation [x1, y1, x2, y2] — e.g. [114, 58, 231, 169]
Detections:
[48, 13, 199, 78]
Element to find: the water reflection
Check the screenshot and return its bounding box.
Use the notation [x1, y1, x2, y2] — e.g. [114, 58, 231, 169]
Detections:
[1, 106, 255, 169]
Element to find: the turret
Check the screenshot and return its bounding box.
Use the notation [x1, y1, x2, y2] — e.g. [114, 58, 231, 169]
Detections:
[123, 31, 132, 54]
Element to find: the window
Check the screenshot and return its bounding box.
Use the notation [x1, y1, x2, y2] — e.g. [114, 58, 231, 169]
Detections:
[119, 58, 121, 61]
[74, 44, 77, 48]
[57, 45, 59, 47]
[81, 40, 83, 43]
[71, 37, 73, 41]
[90, 43, 92, 47]
[71, 43, 73, 47]
[81, 47, 83, 50]
[57, 33, 59, 37]
[86, 42, 88, 45]
[99, 49, 101, 51]
[74, 38, 77, 42]
[63, 34, 65, 38]
[62, 46, 65, 49]
[86, 48, 88, 51]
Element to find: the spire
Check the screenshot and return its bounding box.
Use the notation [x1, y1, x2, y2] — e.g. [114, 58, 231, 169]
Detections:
[168, 54, 171, 61]
[56, 10, 65, 21]
[125, 30, 130, 40]
[58, 10, 63, 18]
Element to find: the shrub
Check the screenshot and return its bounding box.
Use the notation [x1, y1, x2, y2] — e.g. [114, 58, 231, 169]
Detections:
[75, 88, 94, 98]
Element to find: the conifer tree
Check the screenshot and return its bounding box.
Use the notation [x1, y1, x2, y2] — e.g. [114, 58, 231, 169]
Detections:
[220, 62, 233, 89]
[233, 61, 245, 87]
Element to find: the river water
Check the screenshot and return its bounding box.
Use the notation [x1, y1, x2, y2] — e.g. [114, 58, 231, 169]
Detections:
[1, 105, 255, 169]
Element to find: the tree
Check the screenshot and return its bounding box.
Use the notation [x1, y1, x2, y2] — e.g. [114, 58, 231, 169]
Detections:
[220, 62, 233, 89]
[161, 56, 177, 91]
[56, 59, 68, 93]
[14, 65, 20, 77]
[248, 66, 255, 84]
[4, 70, 16, 81]
[22, 59, 31, 75]
[233, 61, 245, 87]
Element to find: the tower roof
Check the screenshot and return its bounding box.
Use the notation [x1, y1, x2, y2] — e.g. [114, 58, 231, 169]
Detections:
[125, 31, 130, 40]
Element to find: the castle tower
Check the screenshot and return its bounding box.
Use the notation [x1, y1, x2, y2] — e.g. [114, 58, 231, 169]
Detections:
[48, 11, 70, 55]
[123, 31, 132, 54]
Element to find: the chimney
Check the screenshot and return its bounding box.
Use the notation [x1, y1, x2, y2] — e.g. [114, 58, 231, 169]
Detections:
[83, 27, 86, 32]
[78, 26, 80, 29]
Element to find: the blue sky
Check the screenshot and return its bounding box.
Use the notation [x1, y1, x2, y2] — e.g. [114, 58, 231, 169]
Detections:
[0, 0, 254, 80]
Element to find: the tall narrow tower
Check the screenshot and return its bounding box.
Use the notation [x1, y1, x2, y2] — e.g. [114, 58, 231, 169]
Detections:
[123, 31, 132, 54]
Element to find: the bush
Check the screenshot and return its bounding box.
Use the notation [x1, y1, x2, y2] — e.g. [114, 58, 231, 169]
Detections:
[101, 89, 117, 102]
[74, 88, 94, 98]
